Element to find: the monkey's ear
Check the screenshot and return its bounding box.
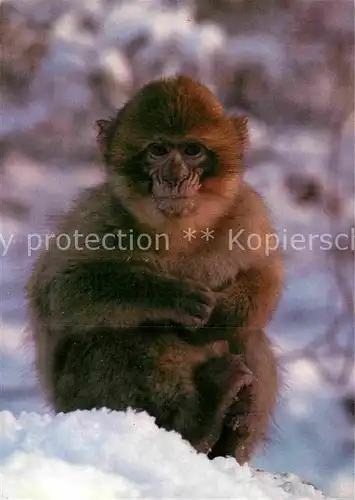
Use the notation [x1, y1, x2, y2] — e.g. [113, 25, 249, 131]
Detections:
[96, 119, 113, 153]
[232, 116, 249, 151]
[96, 119, 111, 134]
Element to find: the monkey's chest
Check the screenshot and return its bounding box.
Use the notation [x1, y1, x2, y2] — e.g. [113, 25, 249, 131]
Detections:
[163, 253, 237, 291]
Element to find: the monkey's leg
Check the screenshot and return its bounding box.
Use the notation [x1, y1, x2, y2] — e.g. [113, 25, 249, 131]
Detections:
[50, 327, 151, 413]
[208, 329, 278, 464]
[188, 354, 253, 454]
[50, 324, 236, 450]
[50, 324, 199, 416]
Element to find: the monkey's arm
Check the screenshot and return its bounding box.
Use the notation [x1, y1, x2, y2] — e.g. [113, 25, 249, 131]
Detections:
[46, 260, 215, 330]
[214, 260, 283, 331]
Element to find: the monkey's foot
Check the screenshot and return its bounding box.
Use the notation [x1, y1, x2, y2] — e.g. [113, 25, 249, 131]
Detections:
[213, 354, 253, 430]
[224, 397, 252, 432]
[224, 413, 244, 431]
[223, 358, 253, 432]
[193, 437, 213, 455]
[191, 355, 253, 455]
[230, 356, 253, 394]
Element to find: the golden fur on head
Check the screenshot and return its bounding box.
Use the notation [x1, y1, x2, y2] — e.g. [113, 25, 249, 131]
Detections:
[96, 75, 249, 233]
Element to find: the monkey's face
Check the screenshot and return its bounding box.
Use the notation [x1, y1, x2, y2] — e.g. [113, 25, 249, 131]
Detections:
[141, 139, 214, 216]
[97, 75, 248, 222]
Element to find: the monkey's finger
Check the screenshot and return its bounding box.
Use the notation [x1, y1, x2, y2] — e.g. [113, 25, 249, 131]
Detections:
[179, 304, 214, 328]
[225, 415, 243, 431]
[179, 279, 212, 295]
[187, 289, 216, 308]
[193, 438, 213, 454]
[178, 314, 209, 330]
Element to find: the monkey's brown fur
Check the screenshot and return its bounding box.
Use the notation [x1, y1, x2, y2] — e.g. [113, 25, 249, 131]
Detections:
[26, 75, 283, 461]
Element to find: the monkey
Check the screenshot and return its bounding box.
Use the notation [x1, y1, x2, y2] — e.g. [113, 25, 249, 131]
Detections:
[26, 74, 283, 460]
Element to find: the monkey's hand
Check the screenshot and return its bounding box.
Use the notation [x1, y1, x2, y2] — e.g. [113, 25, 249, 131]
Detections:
[170, 279, 216, 330]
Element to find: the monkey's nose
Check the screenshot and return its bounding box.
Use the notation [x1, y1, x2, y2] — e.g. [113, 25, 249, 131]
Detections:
[164, 157, 189, 185]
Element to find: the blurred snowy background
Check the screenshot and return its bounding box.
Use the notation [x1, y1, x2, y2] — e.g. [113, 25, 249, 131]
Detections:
[1, 0, 354, 497]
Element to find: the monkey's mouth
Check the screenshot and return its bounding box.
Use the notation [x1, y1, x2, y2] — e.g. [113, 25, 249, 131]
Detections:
[154, 196, 197, 217]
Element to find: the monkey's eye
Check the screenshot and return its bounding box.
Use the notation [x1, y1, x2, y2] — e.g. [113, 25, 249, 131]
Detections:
[183, 142, 204, 158]
[146, 143, 170, 158]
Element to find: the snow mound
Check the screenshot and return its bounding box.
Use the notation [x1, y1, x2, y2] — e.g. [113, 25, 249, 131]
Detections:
[0, 409, 331, 500]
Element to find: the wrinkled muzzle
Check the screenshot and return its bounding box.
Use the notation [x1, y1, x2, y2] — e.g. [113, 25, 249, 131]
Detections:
[151, 169, 201, 216]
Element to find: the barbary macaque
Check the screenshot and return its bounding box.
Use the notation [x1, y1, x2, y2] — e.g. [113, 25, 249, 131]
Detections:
[26, 75, 283, 460]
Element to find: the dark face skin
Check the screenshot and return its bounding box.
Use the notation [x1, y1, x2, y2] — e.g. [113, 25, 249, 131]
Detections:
[143, 139, 212, 217]
[97, 77, 246, 219]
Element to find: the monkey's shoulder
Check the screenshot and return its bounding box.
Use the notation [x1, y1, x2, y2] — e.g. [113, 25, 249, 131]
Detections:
[55, 183, 122, 233]
[27, 184, 134, 280]
[225, 183, 274, 231]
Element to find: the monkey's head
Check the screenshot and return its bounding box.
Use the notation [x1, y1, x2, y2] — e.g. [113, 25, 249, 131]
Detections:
[96, 75, 248, 226]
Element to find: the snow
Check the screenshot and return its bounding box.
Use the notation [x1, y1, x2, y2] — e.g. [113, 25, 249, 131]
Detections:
[0, 409, 332, 500]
